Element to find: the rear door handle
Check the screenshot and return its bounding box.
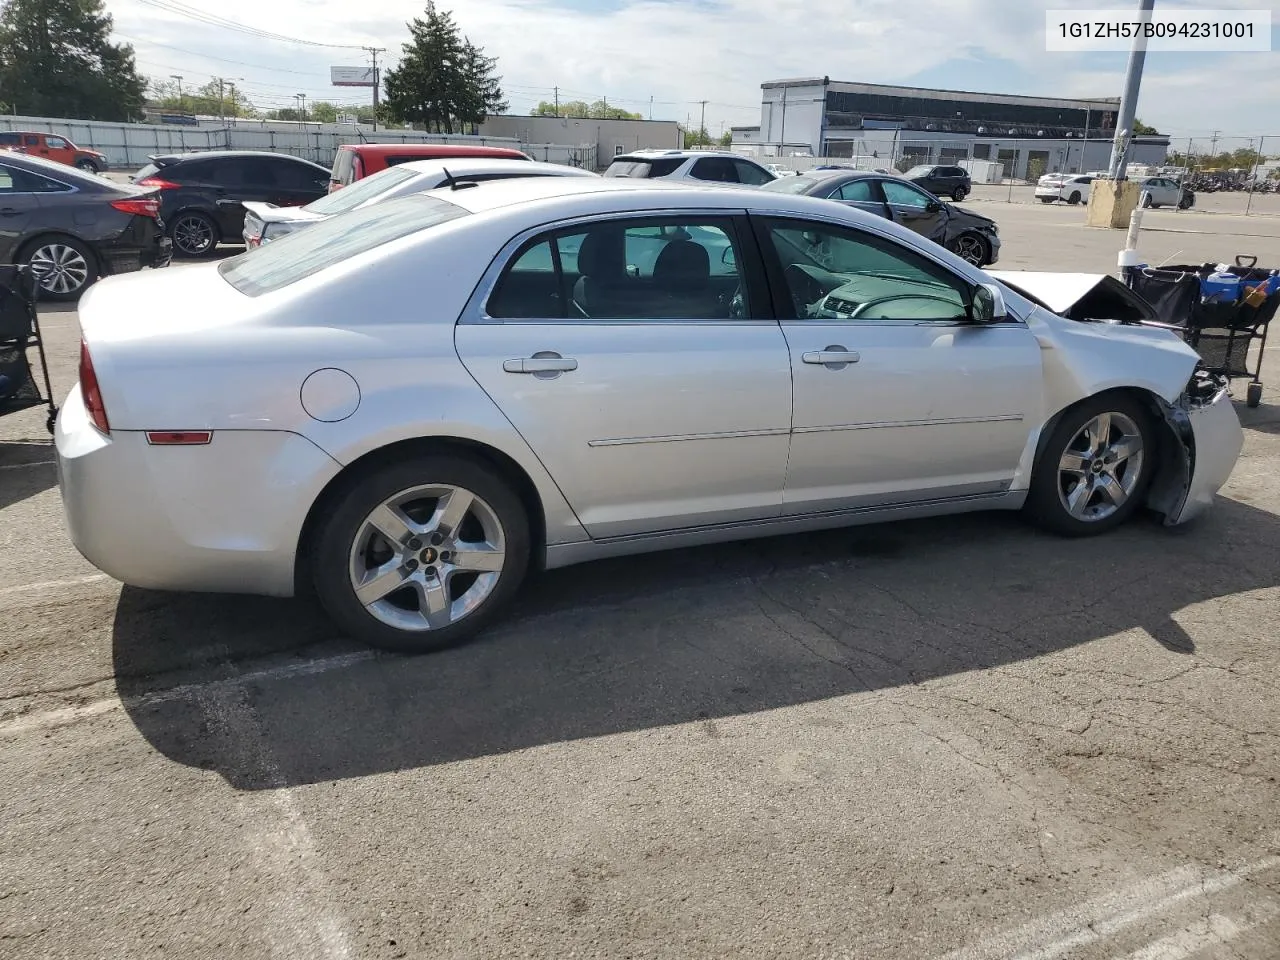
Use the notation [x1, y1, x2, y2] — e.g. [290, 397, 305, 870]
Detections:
[802, 349, 860, 365]
[502, 356, 578, 374]
[0, 208, 21, 217]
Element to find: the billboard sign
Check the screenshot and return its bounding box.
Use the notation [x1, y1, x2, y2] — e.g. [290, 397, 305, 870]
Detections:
[331, 66, 376, 88]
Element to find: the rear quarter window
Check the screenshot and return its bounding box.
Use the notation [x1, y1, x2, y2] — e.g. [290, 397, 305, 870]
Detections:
[331, 148, 356, 185]
[218, 194, 469, 297]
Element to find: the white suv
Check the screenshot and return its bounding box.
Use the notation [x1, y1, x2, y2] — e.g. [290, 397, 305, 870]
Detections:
[604, 150, 777, 186]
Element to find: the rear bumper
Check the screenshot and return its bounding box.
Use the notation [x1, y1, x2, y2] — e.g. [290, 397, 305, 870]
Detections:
[56, 384, 343, 597]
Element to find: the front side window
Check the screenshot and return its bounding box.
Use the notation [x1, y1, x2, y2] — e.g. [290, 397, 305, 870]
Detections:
[488, 217, 748, 321]
[690, 157, 737, 183]
[763, 218, 971, 323]
[45, 137, 68, 149]
[881, 180, 934, 209]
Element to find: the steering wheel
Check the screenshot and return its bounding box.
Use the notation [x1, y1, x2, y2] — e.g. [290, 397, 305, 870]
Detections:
[784, 263, 825, 316]
[850, 293, 964, 319]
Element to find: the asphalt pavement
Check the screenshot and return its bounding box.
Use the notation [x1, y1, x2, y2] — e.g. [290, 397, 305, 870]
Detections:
[3, 203, 1280, 959]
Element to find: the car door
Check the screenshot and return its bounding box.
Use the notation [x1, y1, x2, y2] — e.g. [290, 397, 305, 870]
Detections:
[0, 162, 40, 261]
[268, 157, 330, 206]
[880, 179, 947, 243]
[42, 136, 75, 166]
[455, 212, 793, 540]
[209, 157, 267, 236]
[825, 177, 889, 220]
[753, 214, 1043, 515]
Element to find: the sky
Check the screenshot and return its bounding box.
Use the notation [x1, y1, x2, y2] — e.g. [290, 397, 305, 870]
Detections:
[107, 0, 1280, 151]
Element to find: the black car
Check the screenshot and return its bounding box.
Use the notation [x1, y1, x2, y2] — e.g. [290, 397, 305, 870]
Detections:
[0, 151, 170, 301]
[762, 170, 1000, 266]
[133, 151, 331, 258]
[902, 164, 972, 201]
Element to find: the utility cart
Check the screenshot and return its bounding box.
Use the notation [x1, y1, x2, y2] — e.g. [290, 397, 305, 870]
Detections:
[1126, 256, 1277, 408]
[0, 265, 60, 433]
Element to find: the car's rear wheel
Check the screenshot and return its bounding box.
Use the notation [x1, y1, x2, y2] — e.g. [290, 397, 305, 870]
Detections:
[1025, 394, 1155, 536]
[1039, 197, 1055, 203]
[949, 233, 990, 266]
[74, 159, 100, 173]
[1067, 191, 1082, 205]
[312, 454, 531, 653]
[21, 236, 97, 301]
[169, 211, 218, 258]
[951, 186, 968, 201]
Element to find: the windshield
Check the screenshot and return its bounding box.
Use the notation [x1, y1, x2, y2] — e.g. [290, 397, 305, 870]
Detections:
[761, 175, 824, 194]
[219, 194, 468, 297]
[604, 157, 684, 179]
[304, 165, 423, 214]
[903, 165, 934, 178]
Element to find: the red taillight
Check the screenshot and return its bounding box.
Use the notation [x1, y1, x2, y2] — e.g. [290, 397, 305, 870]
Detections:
[79, 341, 110, 434]
[146, 431, 213, 445]
[110, 197, 161, 219]
[136, 176, 180, 190]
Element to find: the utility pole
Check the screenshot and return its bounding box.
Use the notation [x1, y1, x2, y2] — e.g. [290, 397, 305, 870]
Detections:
[295, 94, 307, 122]
[697, 99, 708, 146]
[364, 46, 385, 131]
[227, 82, 239, 119]
[212, 77, 243, 122]
[1209, 129, 1221, 160]
[1106, 0, 1155, 179]
[170, 75, 184, 114]
[554, 86, 559, 117]
[648, 95, 653, 121]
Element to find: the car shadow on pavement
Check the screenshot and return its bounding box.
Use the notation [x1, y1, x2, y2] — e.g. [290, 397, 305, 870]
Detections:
[0, 441, 57, 510]
[113, 498, 1280, 790]
[1237, 399, 1280, 434]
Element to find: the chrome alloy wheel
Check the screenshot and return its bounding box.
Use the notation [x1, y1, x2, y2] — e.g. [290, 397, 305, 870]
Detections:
[29, 243, 89, 295]
[1057, 412, 1145, 522]
[348, 484, 507, 632]
[172, 214, 214, 256]
[953, 234, 987, 265]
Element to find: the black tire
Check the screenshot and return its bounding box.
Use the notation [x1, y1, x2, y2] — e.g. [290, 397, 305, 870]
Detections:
[1039, 197, 1055, 204]
[169, 210, 219, 258]
[1142, 193, 1153, 208]
[1025, 393, 1156, 537]
[74, 159, 100, 173]
[949, 232, 990, 267]
[19, 235, 98, 302]
[311, 454, 531, 653]
[951, 186, 968, 201]
[1067, 191, 1082, 205]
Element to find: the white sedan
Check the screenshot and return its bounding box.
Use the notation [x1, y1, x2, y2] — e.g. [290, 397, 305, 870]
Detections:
[56, 178, 1243, 652]
[1036, 174, 1096, 205]
[241, 158, 598, 247]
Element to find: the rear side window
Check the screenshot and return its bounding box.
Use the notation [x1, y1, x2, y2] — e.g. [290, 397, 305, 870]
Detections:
[0, 163, 73, 193]
[219, 194, 469, 297]
[691, 157, 737, 183]
[331, 148, 356, 185]
[732, 159, 773, 185]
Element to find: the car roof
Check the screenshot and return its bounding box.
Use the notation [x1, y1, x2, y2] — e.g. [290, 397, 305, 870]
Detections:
[336, 143, 528, 157]
[383, 158, 596, 178]
[614, 149, 751, 161]
[150, 150, 326, 165]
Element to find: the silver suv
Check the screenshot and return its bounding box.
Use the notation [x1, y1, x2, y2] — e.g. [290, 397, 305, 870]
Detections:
[603, 150, 777, 186]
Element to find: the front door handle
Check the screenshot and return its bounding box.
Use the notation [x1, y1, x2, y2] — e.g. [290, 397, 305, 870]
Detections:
[802, 348, 860, 366]
[503, 355, 578, 374]
[0, 208, 21, 218]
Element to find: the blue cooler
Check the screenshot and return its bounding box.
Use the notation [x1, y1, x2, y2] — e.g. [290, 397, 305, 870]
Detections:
[1200, 270, 1242, 303]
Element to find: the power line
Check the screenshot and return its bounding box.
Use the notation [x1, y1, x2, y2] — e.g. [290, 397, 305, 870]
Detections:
[133, 0, 366, 49]
[118, 33, 345, 78]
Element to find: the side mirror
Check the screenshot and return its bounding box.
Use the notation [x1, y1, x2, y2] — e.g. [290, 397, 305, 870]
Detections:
[722, 246, 736, 268]
[926, 200, 943, 213]
[972, 282, 1008, 322]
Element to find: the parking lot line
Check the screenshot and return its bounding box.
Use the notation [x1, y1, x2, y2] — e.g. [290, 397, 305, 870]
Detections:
[0, 573, 110, 596]
[1117, 905, 1278, 960]
[0, 459, 55, 470]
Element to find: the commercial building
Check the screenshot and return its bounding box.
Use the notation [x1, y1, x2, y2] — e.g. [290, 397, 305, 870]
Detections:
[732, 78, 1170, 180]
[476, 115, 681, 170]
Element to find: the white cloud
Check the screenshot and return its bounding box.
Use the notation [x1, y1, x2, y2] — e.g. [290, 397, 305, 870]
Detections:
[106, 0, 1280, 137]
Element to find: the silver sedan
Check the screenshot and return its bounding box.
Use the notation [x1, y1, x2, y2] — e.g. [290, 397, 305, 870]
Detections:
[56, 178, 1242, 652]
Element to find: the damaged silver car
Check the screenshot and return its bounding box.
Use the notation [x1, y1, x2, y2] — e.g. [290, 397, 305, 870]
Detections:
[57, 180, 1244, 651]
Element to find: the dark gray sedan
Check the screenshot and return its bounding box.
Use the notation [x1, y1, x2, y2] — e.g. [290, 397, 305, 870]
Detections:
[762, 170, 1000, 266]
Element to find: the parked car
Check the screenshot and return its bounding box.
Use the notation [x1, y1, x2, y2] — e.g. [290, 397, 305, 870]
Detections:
[56, 177, 1241, 653]
[242, 158, 598, 248]
[1036, 174, 1096, 205]
[132, 151, 331, 258]
[604, 150, 776, 185]
[0, 152, 169, 301]
[1135, 176, 1194, 209]
[903, 164, 971, 201]
[0, 131, 109, 173]
[761, 169, 1000, 266]
[329, 143, 531, 192]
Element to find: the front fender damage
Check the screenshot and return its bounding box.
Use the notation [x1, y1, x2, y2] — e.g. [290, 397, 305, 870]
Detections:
[1144, 368, 1243, 525]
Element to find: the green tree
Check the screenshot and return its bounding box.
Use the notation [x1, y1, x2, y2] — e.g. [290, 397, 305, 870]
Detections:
[0, 0, 146, 120]
[718, 131, 732, 147]
[683, 126, 712, 149]
[532, 98, 641, 120]
[382, 2, 505, 133]
[1131, 118, 1160, 135]
[147, 78, 256, 118]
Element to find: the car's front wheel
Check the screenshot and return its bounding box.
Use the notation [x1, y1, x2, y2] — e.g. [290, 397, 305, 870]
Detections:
[169, 211, 218, 258]
[949, 233, 990, 266]
[1040, 197, 1055, 204]
[1067, 191, 1082, 205]
[1025, 394, 1155, 536]
[74, 159, 101, 173]
[952, 186, 968, 201]
[312, 454, 531, 653]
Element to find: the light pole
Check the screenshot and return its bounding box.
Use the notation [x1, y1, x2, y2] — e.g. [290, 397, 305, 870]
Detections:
[295, 94, 307, 123]
[1106, 0, 1156, 179]
[170, 75, 184, 114]
[213, 77, 243, 121]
